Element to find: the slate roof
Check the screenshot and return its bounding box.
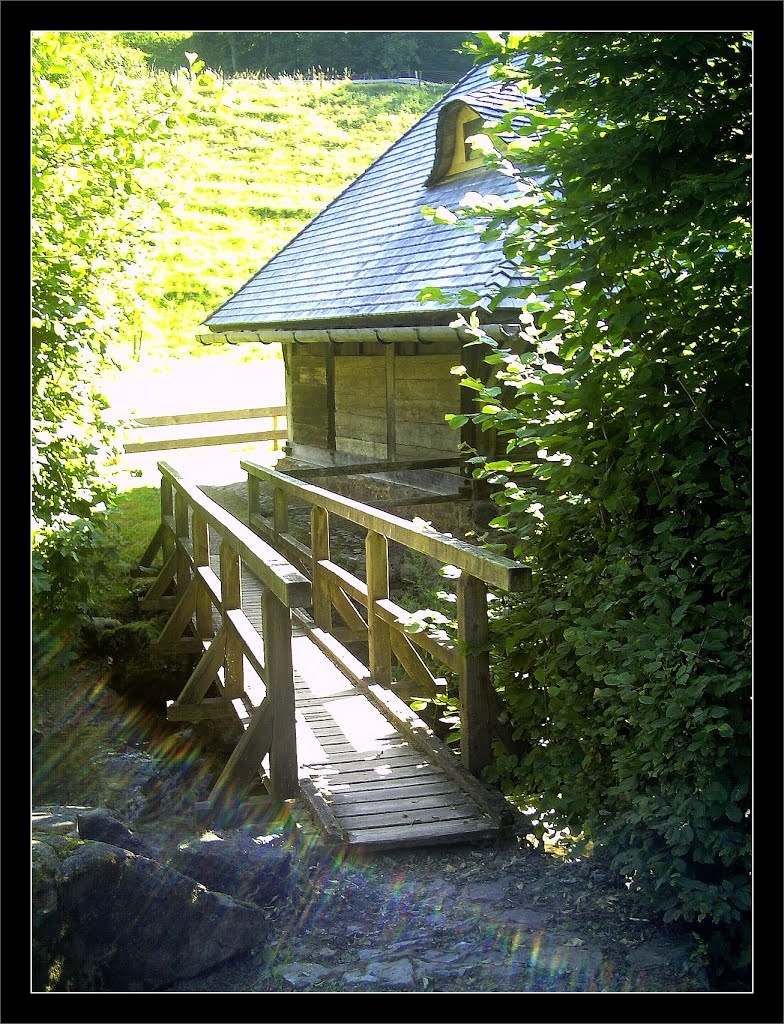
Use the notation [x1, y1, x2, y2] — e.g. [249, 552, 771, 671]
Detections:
[205, 60, 536, 332]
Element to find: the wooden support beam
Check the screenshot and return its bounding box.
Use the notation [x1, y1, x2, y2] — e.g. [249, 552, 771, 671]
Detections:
[125, 426, 285, 454]
[243, 461, 531, 593]
[157, 462, 311, 610]
[375, 598, 460, 674]
[298, 778, 349, 844]
[161, 478, 175, 559]
[220, 541, 244, 700]
[167, 698, 236, 722]
[247, 472, 260, 521]
[326, 576, 368, 636]
[195, 565, 222, 609]
[137, 522, 166, 571]
[133, 406, 286, 428]
[174, 491, 190, 601]
[311, 506, 332, 632]
[249, 511, 312, 577]
[326, 342, 336, 452]
[176, 627, 227, 705]
[456, 574, 494, 775]
[273, 487, 289, 536]
[153, 577, 197, 650]
[208, 699, 275, 808]
[385, 342, 396, 461]
[263, 589, 298, 800]
[192, 511, 213, 639]
[139, 551, 178, 610]
[366, 530, 392, 687]
[282, 345, 294, 454]
[284, 456, 464, 479]
[389, 630, 441, 699]
[317, 559, 367, 607]
[225, 608, 266, 684]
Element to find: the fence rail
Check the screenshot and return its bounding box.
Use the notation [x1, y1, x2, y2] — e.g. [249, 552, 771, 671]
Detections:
[124, 405, 287, 454]
[242, 459, 531, 774]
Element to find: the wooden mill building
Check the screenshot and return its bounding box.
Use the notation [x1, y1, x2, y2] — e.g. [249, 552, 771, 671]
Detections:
[198, 59, 534, 515]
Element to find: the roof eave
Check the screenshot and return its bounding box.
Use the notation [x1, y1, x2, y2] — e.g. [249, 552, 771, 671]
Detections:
[203, 304, 526, 335]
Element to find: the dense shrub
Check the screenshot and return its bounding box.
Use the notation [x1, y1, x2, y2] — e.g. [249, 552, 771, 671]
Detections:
[31, 32, 184, 637]
[428, 32, 751, 984]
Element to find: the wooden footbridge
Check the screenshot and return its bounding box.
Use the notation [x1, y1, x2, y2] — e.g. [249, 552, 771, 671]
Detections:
[136, 459, 530, 850]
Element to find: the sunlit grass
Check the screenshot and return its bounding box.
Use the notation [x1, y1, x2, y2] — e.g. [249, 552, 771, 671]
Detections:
[111, 75, 446, 364]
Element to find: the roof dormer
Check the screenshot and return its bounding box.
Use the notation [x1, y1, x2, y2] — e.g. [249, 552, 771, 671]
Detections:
[425, 82, 535, 188]
[426, 100, 486, 185]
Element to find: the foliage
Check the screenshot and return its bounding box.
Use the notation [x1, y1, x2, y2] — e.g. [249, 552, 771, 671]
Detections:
[32, 29, 447, 658]
[31, 32, 185, 632]
[428, 31, 751, 984]
[113, 31, 194, 72]
[173, 31, 474, 82]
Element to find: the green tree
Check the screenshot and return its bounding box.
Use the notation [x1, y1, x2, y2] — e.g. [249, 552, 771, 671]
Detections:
[185, 31, 473, 82]
[429, 31, 751, 984]
[31, 32, 184, 648]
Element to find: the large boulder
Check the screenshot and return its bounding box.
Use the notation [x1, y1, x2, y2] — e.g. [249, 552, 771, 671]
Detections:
[167, 830, 293, 907]
[77, 807, 156, 858]
[32, 835, 266, 991]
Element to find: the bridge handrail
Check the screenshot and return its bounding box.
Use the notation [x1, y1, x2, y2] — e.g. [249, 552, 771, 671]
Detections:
[242, 459, 531, 776]
[138, 461, 308, 803]
[158, 461, 310, 608]
[241, 461, 529, 593]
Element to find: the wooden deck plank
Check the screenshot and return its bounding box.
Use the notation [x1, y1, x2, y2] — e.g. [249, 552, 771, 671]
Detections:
[327, 791, 483, 819]
[338, 803, 492, 829]
[346, 817, 500, 850]
[326, 779, 468, 804]
[321, 777, 456, 800]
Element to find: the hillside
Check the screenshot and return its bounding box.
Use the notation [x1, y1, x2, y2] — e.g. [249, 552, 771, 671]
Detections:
[132, 75, 449, 358]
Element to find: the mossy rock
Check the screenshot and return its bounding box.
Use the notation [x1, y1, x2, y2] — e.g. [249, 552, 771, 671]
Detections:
[98, 620, 192, 703]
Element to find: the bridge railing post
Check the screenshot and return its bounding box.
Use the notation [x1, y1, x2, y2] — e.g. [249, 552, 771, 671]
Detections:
[192, 511, 213, 639]
[273, 486, 288, 540]
[311, 505, 332, 632]
[161, 475, 175, 560]
[220, 540, 244, 699]
[456, 572, 494, 774]
[174, 490, 192, 600]
[263, 587, 298, 800]
[366, 529, 392, 687]
[247, 473, 260, 524]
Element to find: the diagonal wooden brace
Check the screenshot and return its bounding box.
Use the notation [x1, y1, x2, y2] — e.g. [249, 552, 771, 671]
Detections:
[139, 550, 178, 610]
[175, 627, 227, 706]
[152, 575, 198, 651]
[207, 698, 275, 809]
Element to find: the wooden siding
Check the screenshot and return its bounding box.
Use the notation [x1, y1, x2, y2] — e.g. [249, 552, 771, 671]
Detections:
[335, 355, 387, 459]
[289, 345, 465, 468]
[395, 353, 461, 464]
[291, 349, 330, 449]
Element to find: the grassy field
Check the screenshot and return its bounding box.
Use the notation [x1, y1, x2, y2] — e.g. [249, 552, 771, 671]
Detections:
[117, 74, 447, 361]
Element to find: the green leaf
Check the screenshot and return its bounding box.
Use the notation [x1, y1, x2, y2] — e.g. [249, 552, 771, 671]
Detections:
[445, 414, 469, 429]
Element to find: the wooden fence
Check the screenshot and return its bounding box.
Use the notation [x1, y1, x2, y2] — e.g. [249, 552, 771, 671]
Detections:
[137, 461, 310, 804]
[242, 459, 531, 775]
[124, 405, 287, 454]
